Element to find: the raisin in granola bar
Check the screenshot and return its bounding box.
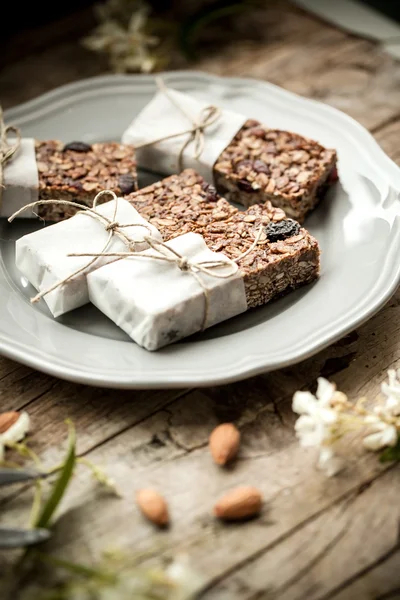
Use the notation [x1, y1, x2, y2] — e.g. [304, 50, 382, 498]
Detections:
[213, 120, 337, 222]
[125, 169, 320, 309]
[35, 140, 137, 220]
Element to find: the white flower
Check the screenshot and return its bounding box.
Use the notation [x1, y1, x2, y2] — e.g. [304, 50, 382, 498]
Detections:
[293, 378, 345, 477]
[363, 415, 398, 451]
[166, 555, 204, 600]
[82, 3, 161, 74]
[317, 446, 344, 477]
[0, 412, 30, 462]
[381, 369, 400, 416]
[293, 378, 339, 448]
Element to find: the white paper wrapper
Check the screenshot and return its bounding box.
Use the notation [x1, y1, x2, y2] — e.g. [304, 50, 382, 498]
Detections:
[122, 88, 247, 182]
[16, 199, 161, 317]
[1, 138, 39, 218]
[87, 232, 248, 351]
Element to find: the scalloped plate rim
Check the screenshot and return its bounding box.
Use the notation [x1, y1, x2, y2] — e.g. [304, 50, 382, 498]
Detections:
[1, 71, 399, 388]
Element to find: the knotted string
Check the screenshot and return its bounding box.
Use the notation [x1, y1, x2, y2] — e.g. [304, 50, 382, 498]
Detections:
[69, 225, 264, 331]
[0, 106, 21, 211]
[135, 78, 221, 171]
[8, 190, 152, 304]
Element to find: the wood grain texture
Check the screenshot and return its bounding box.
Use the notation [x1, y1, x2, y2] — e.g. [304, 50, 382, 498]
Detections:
[0, 1, 399, 598]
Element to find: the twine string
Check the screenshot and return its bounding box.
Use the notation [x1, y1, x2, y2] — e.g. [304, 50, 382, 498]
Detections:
[8, 190, 153, 304]
[134, 78, 221, 171]
[68, 225, 265, 331]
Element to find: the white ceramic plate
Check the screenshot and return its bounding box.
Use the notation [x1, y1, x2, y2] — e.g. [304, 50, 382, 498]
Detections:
[1, 72, 399, 388]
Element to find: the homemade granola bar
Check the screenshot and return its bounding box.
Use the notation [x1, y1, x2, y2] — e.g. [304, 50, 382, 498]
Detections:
[35, 140, 137, 220]
[213, 120, 337, 222]
[122, 87, 337, 222]
[126, 169, 320, 309]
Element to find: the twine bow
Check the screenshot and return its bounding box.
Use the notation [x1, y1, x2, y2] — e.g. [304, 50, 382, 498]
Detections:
[0, 106, 21, 210]
[8, 190, 152, 304]
[135, 78, 221, 171]
[69, 225, 264, 331]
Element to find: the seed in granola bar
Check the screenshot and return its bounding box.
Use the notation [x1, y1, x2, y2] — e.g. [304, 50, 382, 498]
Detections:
[265, 219, 300, 242]
[65, 178, 83, 191]
[62, 141, 92, 153]
[252, 160, 270, 175]
[276, 175, 289, 189]
[118, 174, 136, 194]
[248, 128, 266, 139]
[244, 119, 260, 128]
[235, 160, 253, 172]
[238, 179, 257, 193]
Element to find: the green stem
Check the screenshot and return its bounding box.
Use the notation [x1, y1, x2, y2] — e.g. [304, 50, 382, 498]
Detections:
[31, 551, 115, 582]
[29, 479, 43, 528]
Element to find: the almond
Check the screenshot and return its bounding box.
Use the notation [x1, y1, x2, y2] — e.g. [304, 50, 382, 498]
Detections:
[136, 489, 169, 527]
[0, 411, 19, 434]
[214, 486, 262, 521]
[209, 423, 240, 466]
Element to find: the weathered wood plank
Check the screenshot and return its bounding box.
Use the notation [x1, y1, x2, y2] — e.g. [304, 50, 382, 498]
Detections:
[328, 550, 400, 600]
[0, 387, 392, 584]
[0, 361, 57, 412]
[196, 18, 400, 132]
[0, 383, 191, 511]
[204, 466, 400, 599]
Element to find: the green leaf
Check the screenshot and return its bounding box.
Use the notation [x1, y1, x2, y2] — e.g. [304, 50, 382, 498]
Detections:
[34, 421, 76, 529]
[379, 436, 400, 463]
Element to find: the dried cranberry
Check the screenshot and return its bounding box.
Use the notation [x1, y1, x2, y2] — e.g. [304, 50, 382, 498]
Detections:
[201, 181, 219, 201]
[253, 160, 270, 174]
[238, 179, 257, 193]
[62, 141, 92, 152]
[265, 219, 300, 242]
[118, 174, 136, 195]
[206, 187, 219, 202]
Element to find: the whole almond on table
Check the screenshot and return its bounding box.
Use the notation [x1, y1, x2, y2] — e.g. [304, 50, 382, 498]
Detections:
[209, 423, 240, 466]
[214, 486, 263, 521]
[136, 489, 169, 527]
[0, 411, 20, 434]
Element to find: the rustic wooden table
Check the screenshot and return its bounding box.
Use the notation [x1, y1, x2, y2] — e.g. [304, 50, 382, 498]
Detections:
[1, 2, 400, 598]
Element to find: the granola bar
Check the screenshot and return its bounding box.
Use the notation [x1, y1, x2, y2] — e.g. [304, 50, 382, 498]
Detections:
[213, 120, 337, 222]
[125, 169, 320, 309]
[122, 87, 337, 222]
[35, 140, 138, 220]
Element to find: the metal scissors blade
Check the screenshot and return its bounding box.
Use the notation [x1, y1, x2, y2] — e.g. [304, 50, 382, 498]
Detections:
[0, 467, 42, 487]
[0, 527, 51, 548]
